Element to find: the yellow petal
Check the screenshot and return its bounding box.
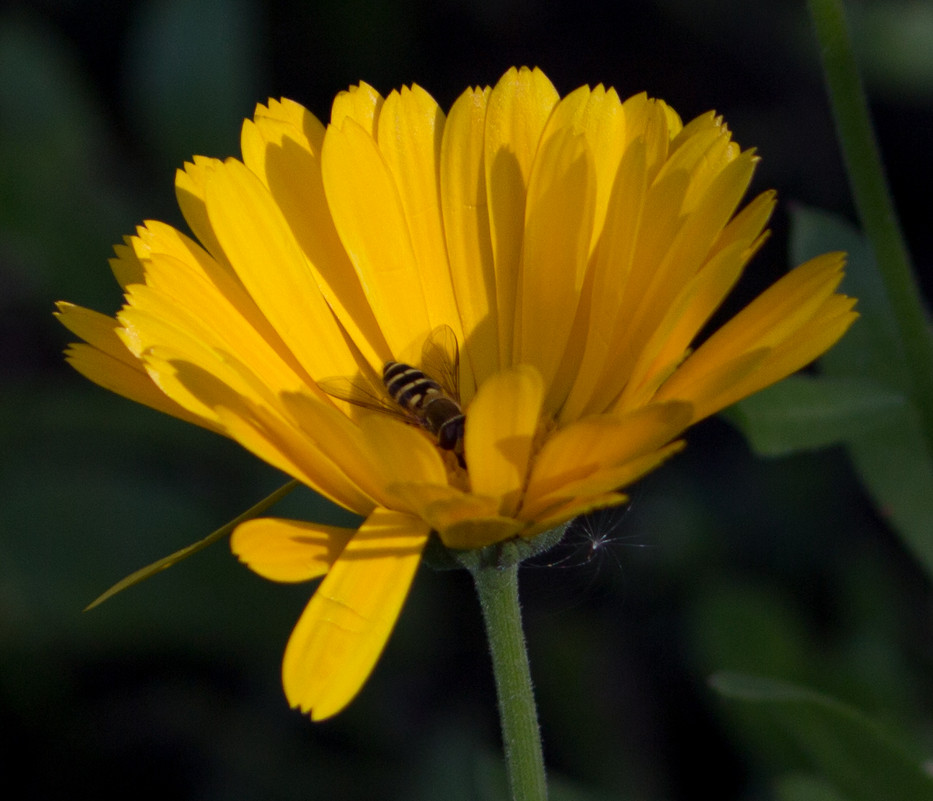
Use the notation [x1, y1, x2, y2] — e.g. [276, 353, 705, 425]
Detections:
[118, 290, 282, 416]
[437, 517, 525, 550]
[282, 508, 429, 720]
[485, 66, 559, 367]
[330, 81, 384, 137]
[216, 399, 378, 515]
[657, 253, 854, 415]
[109, 240, 145, 288]
[378, 86, 464, 349]
[57, 302, 142, 369]
[540, 84, 627, 256]
[204, 158, 360, 381]
[523, 403, 692, 517]
[359, 414, 449, 489]
[63, 341, 218, 432]
[524, 441, 685, 522]
[465, 365, 544, 517]
[613, 237, 752, 413]
[174, 156, 229, 267]
[378, 483, 519, 549]
[56, 301, 218, 429]
[558, 136, 650, 421]
[121, 249, 311, 398]
[321, 117, 431, 363]
[517, 126, 595, 399]
[521, 491, 628, 539]
[441, 85, 497, 394]
[242, 99, 390, 370]
[231, 517, 355, 582]
[278, 391, 395, 508]
[679, 296, 858, 421]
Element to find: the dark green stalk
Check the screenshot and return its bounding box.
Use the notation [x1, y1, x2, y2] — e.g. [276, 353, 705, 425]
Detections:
[808, 0, 933, 452]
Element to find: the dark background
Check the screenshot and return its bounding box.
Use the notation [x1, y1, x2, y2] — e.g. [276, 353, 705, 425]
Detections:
[2, 0, 932, 799]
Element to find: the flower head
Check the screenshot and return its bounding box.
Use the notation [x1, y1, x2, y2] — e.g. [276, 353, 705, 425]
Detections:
[57, 67, 856, 719]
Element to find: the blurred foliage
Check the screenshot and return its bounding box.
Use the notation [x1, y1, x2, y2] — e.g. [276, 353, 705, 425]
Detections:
[729, 206, 933, 579]
[1, 1, 931, 800]
[711, 672, 933, 801]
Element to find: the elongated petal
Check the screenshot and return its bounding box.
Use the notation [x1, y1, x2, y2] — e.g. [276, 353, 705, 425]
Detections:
[242, 99, 390, 369]
[216, 400, 378, 515]
[657, 252, 857, 420]
[282, 508, 429, 720]
[378, 87, 464, 348]
[205, 159, 359, 381]
[441, 85, 496, 394]
[322, 118, 432, 363]
[485, 66, 559, 366]
[517, 126, 595, 397]
[231, 518, 355, 582]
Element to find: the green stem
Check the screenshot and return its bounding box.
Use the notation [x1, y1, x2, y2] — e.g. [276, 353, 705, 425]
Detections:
[470, 559, 548, 801]
[808, 0, 933, 452]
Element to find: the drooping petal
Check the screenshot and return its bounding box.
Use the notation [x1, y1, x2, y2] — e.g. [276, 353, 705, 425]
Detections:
[231, 517, 355, 583]
[282, 508, 429, 720]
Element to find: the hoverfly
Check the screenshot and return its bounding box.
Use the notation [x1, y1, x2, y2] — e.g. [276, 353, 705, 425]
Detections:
[318, 325, 466, 465]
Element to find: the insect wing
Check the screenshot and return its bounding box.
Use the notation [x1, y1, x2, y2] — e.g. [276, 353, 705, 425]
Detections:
[421, 324, 460, 400]
[316, 374, 410, 421]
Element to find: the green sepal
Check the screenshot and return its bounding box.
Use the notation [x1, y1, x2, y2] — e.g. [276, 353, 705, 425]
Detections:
[84, 479, 299, 610]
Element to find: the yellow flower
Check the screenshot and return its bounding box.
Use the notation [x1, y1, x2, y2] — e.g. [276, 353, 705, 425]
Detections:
[56, 67, 857, 720]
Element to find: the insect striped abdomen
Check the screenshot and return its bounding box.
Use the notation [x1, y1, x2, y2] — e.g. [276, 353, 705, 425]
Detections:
[382, 361, 465, 455]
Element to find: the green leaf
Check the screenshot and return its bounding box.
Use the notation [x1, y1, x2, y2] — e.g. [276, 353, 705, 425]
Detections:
[794, 206, 933, 578]
[724, 374, 906, 456]
[775, 773, 853, 801]
[790, 205, 911, 391]
[732, 206, 933, 579]
[710, 672, 933, 801]
[84, 479, 299, 610]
